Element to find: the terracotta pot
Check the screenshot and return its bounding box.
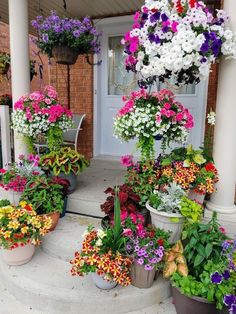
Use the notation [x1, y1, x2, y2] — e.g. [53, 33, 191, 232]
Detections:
[188, 189, 205, 204]
[130, 261, 156, 288]
[91, 273, 117, 290]
[172, 286, 226, 314]
[146, 202, 185, 244]
[0, 63, 10, 75]
[52, 46, 79, 65]
[2, 243, 35, 266]
[44, 212, 60, 231]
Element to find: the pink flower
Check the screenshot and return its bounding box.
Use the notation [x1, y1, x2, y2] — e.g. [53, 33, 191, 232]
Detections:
[176, 112, 184, 122]
[134, 11, 140, 22]
[171, 21, 179, 32]
[137, 223, 146, 237]
[120, 155, 134, 167]
[18, 154, 25, 160]
[29, 91, 42, 101]
[164, 103, 171, 110]
[123, 228, 133, 237]
[44, 85, 58, 99]
[0, 168, 6, 174]
[14, 100, 24, 110]
[219, 227, 226, 234]
[156, 115, 162, 123]
[166, 110, 175, 118]
[121, 211, 128, 221]
[160, 108, 168, 116]
[45, 98, 52, 105]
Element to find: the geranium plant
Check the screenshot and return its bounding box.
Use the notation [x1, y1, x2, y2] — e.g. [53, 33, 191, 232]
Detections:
[158, 145, 219, 194]
[12, 85, 73, 152]
[114, 89, 194, 159]
[122, 0, 236, 87]
[0, 94, 12, 107]
[0, 154, 43, 192]
[40, 147, 89, 175]
[31, 11, 101, 58]
[20, 176, 65, 215]
[0, 201, 52, 250]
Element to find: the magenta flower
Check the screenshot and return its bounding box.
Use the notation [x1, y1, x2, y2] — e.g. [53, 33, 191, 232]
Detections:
[120, 155, 134, 167]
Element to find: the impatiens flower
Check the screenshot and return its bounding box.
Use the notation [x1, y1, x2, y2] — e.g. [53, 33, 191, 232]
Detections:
[120, 155, 134, 167]
[123, 228, 133, 237]
[211, 272, 223, 284]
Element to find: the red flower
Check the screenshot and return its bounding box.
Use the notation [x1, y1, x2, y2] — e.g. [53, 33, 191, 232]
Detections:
[0, 168, 6, 174]
[149, 230, 155, 238]
[157, 239, 164, 246]
[205, 163, 216, 172]
[25, 204, 32, 211]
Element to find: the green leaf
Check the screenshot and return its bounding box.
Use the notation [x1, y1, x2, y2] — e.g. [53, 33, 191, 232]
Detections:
[196, 244, 206, 257]
[205, 243, 213, 258]
[194, 254, 204, 267]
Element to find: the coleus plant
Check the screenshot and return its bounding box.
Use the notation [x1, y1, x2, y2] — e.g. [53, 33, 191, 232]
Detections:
[40, 147, 89, 175]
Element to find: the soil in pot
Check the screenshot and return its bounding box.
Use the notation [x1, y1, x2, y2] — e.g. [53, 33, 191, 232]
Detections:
[130, 261, 156, 288]
[172, 286, 225, 314]
[2, 243, 35, 266]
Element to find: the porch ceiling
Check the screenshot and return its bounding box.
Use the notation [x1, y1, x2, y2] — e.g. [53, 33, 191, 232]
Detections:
[0, 0, 143, 35]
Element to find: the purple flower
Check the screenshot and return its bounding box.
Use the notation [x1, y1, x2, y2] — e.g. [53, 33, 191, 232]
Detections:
[149, 241, 153, 246]
[134, 245, 140, 252]
[42, 34, 49, 43]
[161, 13, 168, 22]
[144, 253, 149, 258]
[230, 304, 236, 314]
[222, 270, 230, 280]
[137, 258, 144, 265]
[54, 25, 62, 33]
[211, 272, 223, 284]
[73, 30, 81, 38]
[200, 42, 210, 53]
[142, 13, 148, 21]
[224, 295, 236, 307]
[144, 264, 154, 271]
[126, 244, 132, 251]
[150, 12, 160, 23]
[200, 57, 207, 63]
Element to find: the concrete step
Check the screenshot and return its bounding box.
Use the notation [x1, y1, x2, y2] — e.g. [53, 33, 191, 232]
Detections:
[0, 248, 171, 314]
[42, 214, 101, 262]
[68, 166, 125, 217]
[90, 155, 124, 170]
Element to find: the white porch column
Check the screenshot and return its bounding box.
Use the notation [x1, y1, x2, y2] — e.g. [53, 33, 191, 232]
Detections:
[205, 0, 236, 236]
[9, 0, 30, 159]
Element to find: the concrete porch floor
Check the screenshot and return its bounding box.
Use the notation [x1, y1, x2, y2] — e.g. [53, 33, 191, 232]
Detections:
[67, 158, 126, 217]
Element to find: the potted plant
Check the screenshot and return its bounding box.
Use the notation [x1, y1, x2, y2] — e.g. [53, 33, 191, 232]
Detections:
[125, 224, 170, 288]
[50, 176, 70, 218]
[12, 85, 73, 152]
[31, 11, 101, 65]
[158, 145, 219, 204]
[0, 201, 51, 265]
[114, 89, 194, 159]
[164, 214, 231, 314]
[20, 176, 65, 231]
[40, 147, 89, 193]
[0, 52, 10, 75]
[70, 188, 132, 289]
[0, 94, 12, 108]
[0, 154, 44, 204]
[122, 0, 236, 88]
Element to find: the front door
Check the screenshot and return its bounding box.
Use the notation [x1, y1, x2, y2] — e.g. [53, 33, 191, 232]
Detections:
[95, 17, 208, 157]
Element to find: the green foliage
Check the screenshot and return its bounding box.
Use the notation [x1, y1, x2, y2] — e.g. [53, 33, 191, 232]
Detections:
[180, 196, 203, 226]
[46, 125, 63, 152]
[20, 176, 64, 214]
[137, 136, 155, 161]
[183, 213, 228, 277]
[40, 147, 89, 175]
[171, 260, 234, 309]
[0, 52, 10, 66]
[0, 199, 11, 207]
[24, 136, 35, 153]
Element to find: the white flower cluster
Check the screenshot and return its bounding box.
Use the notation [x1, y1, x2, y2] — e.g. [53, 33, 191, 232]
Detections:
[207, 111, 216, 126]
[124, 0, 236, 86]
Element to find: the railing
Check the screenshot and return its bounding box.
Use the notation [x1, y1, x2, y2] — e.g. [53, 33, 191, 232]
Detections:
[0, 106, 12, 168]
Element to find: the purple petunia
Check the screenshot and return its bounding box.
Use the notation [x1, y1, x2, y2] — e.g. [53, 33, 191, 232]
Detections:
[137, 258, 144, 265]
[230, 304, 236, 314]
[222, 270, 230, 280]
[144, 264, 154, 271]
[224, 295, 236, 307]
[211, 272, 223, 284]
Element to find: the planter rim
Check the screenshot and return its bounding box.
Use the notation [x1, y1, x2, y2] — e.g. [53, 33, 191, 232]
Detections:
[146, 202, 184, 219]
[172, 286, 215, 304]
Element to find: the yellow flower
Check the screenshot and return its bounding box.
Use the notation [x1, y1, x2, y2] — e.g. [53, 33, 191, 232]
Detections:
[0, 206, 14, 219]
[7, 220, 20, 230]
[19, 201, 27, 208]
[30, 217, 41, 229]
[3, 230, 11, 239]
[21, 226, 29, 234]
[193, 154, 206, 165]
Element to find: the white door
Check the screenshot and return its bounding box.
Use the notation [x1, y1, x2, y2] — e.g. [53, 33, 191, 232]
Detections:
[95, 17, 208, 157]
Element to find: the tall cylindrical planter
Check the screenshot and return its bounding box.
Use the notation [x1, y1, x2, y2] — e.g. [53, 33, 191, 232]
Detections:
[60, 197, 68, 218]
[130, 261, 156, 288]
[2, 242, 35, 266]
[188, 189, 205, 204]
[172, 286, 225, 314]
[146, 202, 184, 244]
[58, 172, 77, 194]
[91, 273, 117, 290]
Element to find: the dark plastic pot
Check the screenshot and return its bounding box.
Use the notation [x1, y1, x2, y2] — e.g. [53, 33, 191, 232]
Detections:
[172, 286, 226, 314]
[52, 45, 79, 65]
[130, 261, 156, 288]
[58, 172, 77, 194]
[154, 134, 162, 140]
[60, 197, 68, 218]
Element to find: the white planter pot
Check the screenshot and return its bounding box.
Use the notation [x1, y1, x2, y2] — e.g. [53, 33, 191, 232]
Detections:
[146, 202, 185, 244]
[91, 273, 117, 290]
[2, 243, 35, 266]
[188, 190, 205, 204]
[0, 188, 22, 206]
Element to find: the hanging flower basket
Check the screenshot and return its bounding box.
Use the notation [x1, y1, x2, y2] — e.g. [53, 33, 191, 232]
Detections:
[51, 46, 79, 65]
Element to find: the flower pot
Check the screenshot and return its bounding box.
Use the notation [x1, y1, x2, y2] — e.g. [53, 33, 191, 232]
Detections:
[146, 202, 185, 244]
[188, 189, 205, 204]
[52, 46, 79, 65]
[172, 286, 225, 314]
[57, 172, 77, 194]
[43, 212, 60, 231]
[130, 261, 156, 288]
[2, 243, 35, 266]
[0, 63, 10, 75]
[154, 134, 162, 141]
[91, 273, 117, 290]
[60, 197, 68, 218]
